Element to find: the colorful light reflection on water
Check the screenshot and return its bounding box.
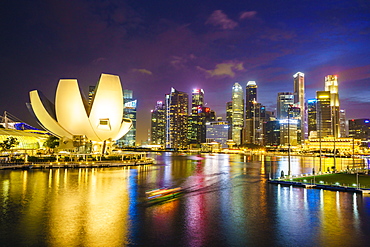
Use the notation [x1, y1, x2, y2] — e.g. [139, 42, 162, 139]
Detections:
[1, 153, 370, 246]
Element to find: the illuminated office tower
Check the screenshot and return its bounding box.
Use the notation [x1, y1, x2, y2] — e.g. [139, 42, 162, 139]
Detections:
[339, 109, 347, 137]
[231, 82, 244, 145]
[349, 119, 370, 146]
[191, 89, 204, 115]
[307, 99, 317, 137]
[118, 90, 137, 147]
[277, 92, 294, 119]
[226, 101, 233, 139]
[151, 101, 166, 145]
[88, 86, 96, 105]
[206, 121, 229, 148]
[245, 81, 257, 119]
[188, 89, 205, 145]
[165, 88, 188, 150]
[316, 91, 332, 137]
[293, 72, 306, 140]
[325, 75, 340, 137]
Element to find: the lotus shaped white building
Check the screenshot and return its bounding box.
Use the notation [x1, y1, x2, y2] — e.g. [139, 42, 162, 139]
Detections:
[28, 74, 132, 152]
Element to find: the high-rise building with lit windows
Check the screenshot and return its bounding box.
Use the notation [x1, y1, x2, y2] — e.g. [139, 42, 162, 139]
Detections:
[349, 119, 370, 146]
[339, 109, 347, 137]
[277, 92, 294, 119]
[118, 90, 137, 147]
[165, 88, 188, 149]
[324, 75, 340, 137]
[307, 99, 317, 137]
[151, 101, 166, 145]
[293, 72, 306, 140]
[245, 81, 257, 119]
[226, 101, 233, 139]
[231, 82, 244, 145]
[188, 89, 205, 145]
[316, 91, 332, 137]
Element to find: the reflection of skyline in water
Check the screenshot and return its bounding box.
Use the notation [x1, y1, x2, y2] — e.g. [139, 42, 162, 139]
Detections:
[1, 153, 370, 246]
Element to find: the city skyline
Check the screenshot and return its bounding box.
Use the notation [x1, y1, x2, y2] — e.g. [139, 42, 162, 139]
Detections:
[0, 0, 369, 143]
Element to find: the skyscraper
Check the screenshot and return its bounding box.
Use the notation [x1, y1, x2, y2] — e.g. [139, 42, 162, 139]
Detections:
[151, 101, 166, 145]
[165, 88, 188, 150]
[119, 90, 137, 146]
[245, 81, 257, 119]
[325, 75, 340, 138]
[191, 89, 204, 115]
[316, 91, 332, 137]
[293, 72, 306, 140]
[339, 109, 347, 137]
[188, 89, 205, 145]
[277, 92, 294, 119]
[231, 82, 244, 145]
[226, 101, 233, 140]
[307, 99, 317, 137]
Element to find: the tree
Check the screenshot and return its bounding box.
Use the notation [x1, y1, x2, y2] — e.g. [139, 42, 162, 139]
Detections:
[43, 135, 59, 153]
[0, 137, 19, 151]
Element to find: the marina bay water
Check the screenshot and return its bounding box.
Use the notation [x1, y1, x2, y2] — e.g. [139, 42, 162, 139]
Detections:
[1, 153, 370, 246]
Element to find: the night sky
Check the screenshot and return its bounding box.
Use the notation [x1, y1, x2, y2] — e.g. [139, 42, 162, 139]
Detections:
[1, 0, 369, 143]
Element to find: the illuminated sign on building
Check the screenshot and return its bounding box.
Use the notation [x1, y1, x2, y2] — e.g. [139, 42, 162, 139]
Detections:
[125, 100, 137, 109]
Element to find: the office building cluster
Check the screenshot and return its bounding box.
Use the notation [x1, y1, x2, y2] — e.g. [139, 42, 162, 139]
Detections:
[150, 73, 369, 151]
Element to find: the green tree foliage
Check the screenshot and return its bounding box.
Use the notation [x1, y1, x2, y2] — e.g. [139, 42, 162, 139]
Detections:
[44, 136, 59, 149]
[0, 137, 19, 151]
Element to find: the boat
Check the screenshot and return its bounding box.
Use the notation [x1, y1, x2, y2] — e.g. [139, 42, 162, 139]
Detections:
[146, 187, 182, 202]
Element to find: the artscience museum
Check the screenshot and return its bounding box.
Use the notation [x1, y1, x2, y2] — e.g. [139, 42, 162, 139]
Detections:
[28, 73, 132, 153]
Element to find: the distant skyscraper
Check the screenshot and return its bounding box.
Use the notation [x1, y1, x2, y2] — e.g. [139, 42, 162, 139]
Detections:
[206, 121, 229, 148]
[245, 81, 257, 119]
[151, 101, 166, 145]
[325, 75, 340, 137]
[119, 90, 137, 146]
[277, 92, 294, 119]
[188, 89, 205, 145]
[307, 99, 317, 137]
[165, 88, 188, 149]
[191, 89, 204, 115]
[349, 119, 370, 146]
[231, 82, 244, 145]
[226, 101, 233, 139]
[293, 72, 306, 140]
[316, 91, 332, 137]
[339, 109, 347, 137]
[88, 86, 95, 105]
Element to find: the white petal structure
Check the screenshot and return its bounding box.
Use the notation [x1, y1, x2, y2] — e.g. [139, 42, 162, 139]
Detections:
[29, 74, 132, 142]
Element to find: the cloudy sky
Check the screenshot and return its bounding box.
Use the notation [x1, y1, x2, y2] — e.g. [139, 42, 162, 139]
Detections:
[1, 0, 369, 143]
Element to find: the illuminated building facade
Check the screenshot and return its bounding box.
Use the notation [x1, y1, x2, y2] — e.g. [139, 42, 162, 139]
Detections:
[293, 72, 306, 140]
[264, 120, 280, 146]
[151, 101, 166, 145]
[277, 92, 294, 119]
[117, 90, 137, 147]
[316, 91, 332, 138]
[349, 119, 370, 146]
[206, 121, 229, 148]
[307, 99, 317, 137]
[28, 74, 132, 153]
[188, 89, 205, 145]
[226, 101, 233, 139]
[324, 75, 340, 137]
[339, 109, 347, 137]
[165, 88, 188, 149]
[231, 83, 244, 145]
[245, 81, 257, 119]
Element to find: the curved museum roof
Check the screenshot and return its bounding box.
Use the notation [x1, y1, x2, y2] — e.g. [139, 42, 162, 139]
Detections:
[28, 73, 132, 142]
